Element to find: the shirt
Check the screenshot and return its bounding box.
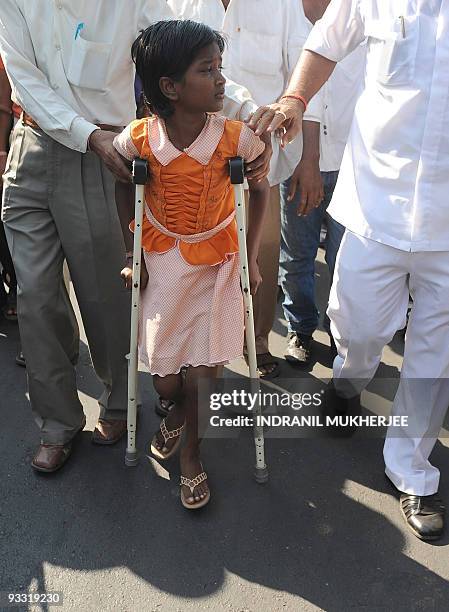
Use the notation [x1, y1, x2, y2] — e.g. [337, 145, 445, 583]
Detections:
[0, 0, 173, 152]
[169, 0, 320, 186]
[305, 0, 449, 252]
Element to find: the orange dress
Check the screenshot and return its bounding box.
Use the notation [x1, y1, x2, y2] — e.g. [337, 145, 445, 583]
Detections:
[114, 114, 264, 376]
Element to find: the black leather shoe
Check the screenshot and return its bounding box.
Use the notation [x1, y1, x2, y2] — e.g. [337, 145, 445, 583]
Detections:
[285, 333, 312, 365]
[400, 493, 445, 541]
[323, 380, 360, 416]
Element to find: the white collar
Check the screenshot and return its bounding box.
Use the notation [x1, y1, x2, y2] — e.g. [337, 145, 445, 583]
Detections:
[148, 114, 226, 166]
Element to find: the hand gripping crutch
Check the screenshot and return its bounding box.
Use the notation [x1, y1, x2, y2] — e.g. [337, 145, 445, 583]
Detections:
[229, 157, 268, 484]
[125, 158, 148, 467]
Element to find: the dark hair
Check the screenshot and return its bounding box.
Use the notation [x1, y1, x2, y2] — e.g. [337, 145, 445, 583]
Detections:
[131, 20, 226, 119]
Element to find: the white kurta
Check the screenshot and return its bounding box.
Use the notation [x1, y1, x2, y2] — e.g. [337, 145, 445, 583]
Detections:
[305, 0, 449, 495]
[306, 0, 449, 251]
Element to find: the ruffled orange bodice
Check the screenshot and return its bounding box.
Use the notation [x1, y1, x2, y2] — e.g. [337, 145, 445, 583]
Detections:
[129, 116, 244, 266]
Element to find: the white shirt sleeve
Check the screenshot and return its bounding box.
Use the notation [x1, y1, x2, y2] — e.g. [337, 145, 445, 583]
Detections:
[304, 88, 324, 124]
[137, 0, 174, 30]
[0, 0, 97, 152]
[304, 0, 365, 62]
[222, 76, 258, 121]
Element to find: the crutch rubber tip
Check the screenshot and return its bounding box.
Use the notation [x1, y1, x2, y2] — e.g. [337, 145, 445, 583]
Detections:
[254, 466, 269, 484]
[125, 451, 139, 467]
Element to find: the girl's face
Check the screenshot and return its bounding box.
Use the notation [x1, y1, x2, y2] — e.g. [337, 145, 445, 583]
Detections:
[171, 42, 226, 114]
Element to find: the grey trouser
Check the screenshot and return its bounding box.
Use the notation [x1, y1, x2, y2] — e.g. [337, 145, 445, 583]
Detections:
[2, 123, 130, 444]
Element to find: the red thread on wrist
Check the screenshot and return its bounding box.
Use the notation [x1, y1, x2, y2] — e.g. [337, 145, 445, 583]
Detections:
[281, 94, 308, 112]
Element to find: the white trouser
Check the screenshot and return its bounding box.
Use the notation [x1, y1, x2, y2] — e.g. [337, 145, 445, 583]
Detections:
[328, 230, 449, 496]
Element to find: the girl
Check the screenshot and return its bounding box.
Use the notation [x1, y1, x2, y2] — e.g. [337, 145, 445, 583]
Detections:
[114, 20, 269, 510]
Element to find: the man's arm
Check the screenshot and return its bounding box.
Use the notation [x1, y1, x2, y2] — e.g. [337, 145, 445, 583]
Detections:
[0, 63, 12, 150]
[249, 50, 335, 145]
[0, 62, 12, 183]
[248, 0, 365, 143]
[0, 1, 97, 152]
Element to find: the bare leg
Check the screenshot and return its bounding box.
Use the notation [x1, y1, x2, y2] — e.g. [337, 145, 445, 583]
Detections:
[180, 365, 217, 505]
[152, 373, 185, 454]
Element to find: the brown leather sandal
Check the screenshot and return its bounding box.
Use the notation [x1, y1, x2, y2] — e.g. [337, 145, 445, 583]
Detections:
[245, 352, 280, 379]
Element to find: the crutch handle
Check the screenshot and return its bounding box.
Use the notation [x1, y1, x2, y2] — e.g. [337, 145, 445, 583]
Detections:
[133, 158, 148, 185]
[229, 156, 245, 185]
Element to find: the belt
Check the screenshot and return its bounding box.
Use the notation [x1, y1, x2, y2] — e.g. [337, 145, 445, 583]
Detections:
[21, 112, 123, 133]
[145, 206, 236, 244]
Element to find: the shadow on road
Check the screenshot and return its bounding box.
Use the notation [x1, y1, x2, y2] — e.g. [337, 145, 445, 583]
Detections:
[1, 314, 449, 611]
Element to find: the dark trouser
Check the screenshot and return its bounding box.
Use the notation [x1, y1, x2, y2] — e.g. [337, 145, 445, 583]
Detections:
[279, 170, 345, 336]
[0, 217, 17, 304]
[2, 123, 130, 444]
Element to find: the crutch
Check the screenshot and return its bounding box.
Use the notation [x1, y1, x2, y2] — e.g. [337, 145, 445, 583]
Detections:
[229, 157, 268, 484]
[125, 158, 148, 467]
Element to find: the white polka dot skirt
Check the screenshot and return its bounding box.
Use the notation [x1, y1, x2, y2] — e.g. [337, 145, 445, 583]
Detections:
[139, 245, 244, 376]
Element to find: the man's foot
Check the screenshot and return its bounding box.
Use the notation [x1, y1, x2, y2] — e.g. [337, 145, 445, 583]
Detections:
[180, 447, 210, 509]
[92, 418, 127, 445]
[244, 352, 280, 378]
[151, 405, 185, 459]
[32, 443, 73, 473]
[400, 493, 445, 541]
[256, 353, 280, 378]
[285, 333, 312, 365]
[322, 381, 361, 438]
[2, 288, 17, 321]
[32, 417, 86, 472]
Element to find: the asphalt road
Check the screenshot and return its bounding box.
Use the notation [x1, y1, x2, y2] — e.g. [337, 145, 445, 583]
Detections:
[1, 249, 448, 612]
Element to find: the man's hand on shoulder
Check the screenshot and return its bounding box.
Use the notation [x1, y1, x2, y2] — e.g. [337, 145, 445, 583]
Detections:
[88, 129, 132, 183]
[247, 98, 304, 147]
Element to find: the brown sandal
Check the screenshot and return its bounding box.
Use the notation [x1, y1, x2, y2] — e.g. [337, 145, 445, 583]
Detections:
[245, 352, 280, 379]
